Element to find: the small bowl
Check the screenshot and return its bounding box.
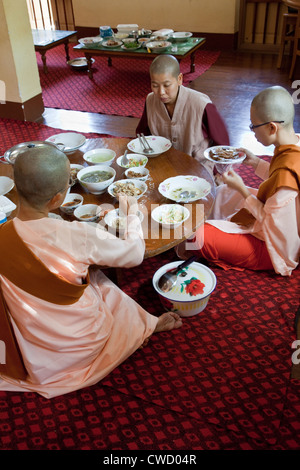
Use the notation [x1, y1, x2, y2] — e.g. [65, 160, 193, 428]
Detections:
[151, 204, 190, 229]
[153, 261, 217, 317]
[60, 193, 83, 215]
[125, 167, 149, 181]
[116, 154, 148, 169]
[104, 208, 144, 234]
[77, 165, 116, 195]
[70, 164, 84, 185]
[138, 38, 150, 47]
[74, 204, 101, 222]
[108, 179, 147, 200]
[83, 148, 116, 166]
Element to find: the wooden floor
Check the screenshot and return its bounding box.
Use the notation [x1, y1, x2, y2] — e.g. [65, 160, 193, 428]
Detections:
[41, 49, 300, 157]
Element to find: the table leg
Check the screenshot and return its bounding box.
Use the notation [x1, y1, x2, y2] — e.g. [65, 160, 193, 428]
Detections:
[40, 52, 48, 73]
[108, 57, 112, 66]
[64, 41, 70, 61]
[86, 55, 94, 79]
[190, 53, 195, 73]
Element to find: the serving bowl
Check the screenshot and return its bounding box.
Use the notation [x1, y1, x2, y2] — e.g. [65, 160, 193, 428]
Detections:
[153, 261, 217, 317]
[108, 179, 147, 199]
[77, 165, 116, 195]
[125, 166, 149, 181]
[116, 154, 148, 168]
[138, 37, 150, 47]
[151, 204, 190, 229]
[60, 193, 83, 215]
[83, 148, 116, 166]
[104, 208, 144, 234]
[78, 36, 103, 47]
[74, 204, 102, 222]
[146, 41, 171, 52]
[169, 32, 192, 42]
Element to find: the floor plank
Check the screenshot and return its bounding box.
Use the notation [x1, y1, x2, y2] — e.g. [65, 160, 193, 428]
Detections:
[41, 49, 300, 156]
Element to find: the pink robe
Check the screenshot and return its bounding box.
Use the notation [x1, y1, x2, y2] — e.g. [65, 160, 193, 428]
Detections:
[203, 158, 300, 276]
[0, 216, 158, 398]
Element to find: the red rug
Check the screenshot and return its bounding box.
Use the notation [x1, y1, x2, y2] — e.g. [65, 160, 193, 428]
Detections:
[36, 45, 220, 118]
[0, 118, 300, 451]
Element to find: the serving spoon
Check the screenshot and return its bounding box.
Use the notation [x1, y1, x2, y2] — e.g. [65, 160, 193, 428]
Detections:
[121, 150, 129, 167]
[157, 255, 198, 293]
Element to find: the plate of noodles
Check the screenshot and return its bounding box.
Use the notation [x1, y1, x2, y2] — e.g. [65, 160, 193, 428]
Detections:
[203, 146, 246, 165]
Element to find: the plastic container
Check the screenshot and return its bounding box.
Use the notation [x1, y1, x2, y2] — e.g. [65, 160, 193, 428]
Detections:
[100, 26, 114, 38]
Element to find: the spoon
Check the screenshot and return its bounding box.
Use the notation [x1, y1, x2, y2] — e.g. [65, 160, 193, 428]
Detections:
[121, 150, 129, 167]
[157, 255, 198, 293]
[137, 133, 154, 153]
[178, 190, 196, 202]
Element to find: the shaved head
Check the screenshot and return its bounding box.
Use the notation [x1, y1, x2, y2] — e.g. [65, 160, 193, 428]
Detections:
[251, 86, 295, 129]
[150, 54, 181, 78]
[14, 146, 70, 209]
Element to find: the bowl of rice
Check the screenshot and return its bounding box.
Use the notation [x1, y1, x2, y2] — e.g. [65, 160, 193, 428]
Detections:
[151, 204, 190, 228]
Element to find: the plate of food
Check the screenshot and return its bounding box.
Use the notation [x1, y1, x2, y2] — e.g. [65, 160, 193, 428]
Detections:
[102, 39, 122, 48]
[203, 146, 246, 164]
[108, 179, 147, 199]
[158, 175, 211, 202]
[127, 136, 171, 157]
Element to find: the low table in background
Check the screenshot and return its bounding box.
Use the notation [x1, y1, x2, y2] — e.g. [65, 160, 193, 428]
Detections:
[33, 29, 77, 73]
[73, 37, 206, 79]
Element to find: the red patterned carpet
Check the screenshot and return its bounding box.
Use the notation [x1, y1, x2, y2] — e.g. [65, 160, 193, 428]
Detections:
[36, 45, 220, 118]
[0, 118, 300, 451]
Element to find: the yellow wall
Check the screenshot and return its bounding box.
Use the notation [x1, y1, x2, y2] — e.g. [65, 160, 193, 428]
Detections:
[73, 0, 240, 34]
[0, 0, 41, 104]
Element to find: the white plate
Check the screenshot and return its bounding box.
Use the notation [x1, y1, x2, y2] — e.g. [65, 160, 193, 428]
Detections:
[203, 146, 246, 165]
[158, 175, 211, 202]
[46, 132, 86, 154]
[0, 176, 14, 196]
[146, 41, 172, 52]
[78, 36, 103, 47]
[102, 39, 122, 48]
[127, 136, 171, 157]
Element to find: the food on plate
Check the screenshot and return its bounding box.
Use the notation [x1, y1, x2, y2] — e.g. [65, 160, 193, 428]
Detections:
[123, 41, 139, 49]
[169, 187, 201, 201]
[124, 157, 148, 168]
[208, 147, 243, 161]
[157, 205, 187, 224]
[81, 170, 113, 183]
[70, 167, 81, 181]
[105, 39, 120, 46]
[126, 170, 146, 178]
[112, 181, 143, 197]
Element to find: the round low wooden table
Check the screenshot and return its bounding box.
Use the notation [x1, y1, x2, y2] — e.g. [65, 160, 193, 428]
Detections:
[1, 137, 216, 259]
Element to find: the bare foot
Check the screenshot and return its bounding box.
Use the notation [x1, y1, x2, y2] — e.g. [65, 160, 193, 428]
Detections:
[154, 311, 183, 333]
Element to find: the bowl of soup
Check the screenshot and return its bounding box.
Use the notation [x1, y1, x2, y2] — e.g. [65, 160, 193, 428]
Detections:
[74, 204, 102, 222]
[60, 193, 83, 215]
[83, 148, 116, 166]
[77, 165, 116, 194]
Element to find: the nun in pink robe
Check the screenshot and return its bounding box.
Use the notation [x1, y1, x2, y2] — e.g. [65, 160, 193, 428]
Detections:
[0, 215, 158, 398]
